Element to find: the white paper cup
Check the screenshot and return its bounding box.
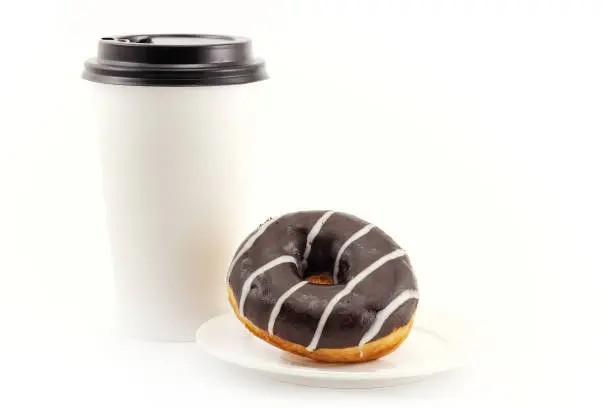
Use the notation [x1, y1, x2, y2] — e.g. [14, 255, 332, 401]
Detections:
[83, 34, 267, 341]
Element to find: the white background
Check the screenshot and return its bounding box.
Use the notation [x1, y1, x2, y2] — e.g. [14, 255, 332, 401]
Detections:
[1, 0, 611, 405]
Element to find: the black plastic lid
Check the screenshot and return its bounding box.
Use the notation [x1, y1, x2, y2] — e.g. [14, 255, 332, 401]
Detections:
[82, 34, 268, 86]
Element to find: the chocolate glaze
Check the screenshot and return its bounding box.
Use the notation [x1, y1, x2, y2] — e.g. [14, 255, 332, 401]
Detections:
[227, 211, 418, 349]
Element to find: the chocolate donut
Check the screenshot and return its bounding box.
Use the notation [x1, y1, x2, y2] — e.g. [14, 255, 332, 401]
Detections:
[226, 211, 419, 363]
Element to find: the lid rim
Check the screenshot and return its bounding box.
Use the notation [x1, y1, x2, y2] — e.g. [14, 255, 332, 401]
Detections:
[82, 72, 268, 87]
[83, 33, 267, 87]
[100, 33, 249, 47]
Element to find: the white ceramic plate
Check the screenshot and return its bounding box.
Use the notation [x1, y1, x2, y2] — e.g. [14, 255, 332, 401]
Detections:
[196, 304, 474, 388]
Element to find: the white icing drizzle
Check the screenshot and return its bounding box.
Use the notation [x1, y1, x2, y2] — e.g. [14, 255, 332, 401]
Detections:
[305, 248, 407, 351]
[358, 289, 419, 349]
[332, 224, 375, 284]
[238, 255, 298, 316]
[300, 211, 334, 270]
[267, 280, 309, 335]
[227, 216, 279, 279]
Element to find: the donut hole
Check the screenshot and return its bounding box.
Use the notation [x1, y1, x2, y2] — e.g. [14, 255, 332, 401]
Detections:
[298, 234, 350, 285]
[307, 259, 350, 285]
[301, 235, 350, 285]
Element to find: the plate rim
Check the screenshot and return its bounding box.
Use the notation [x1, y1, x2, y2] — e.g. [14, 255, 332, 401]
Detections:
[196, 306, 473, 382]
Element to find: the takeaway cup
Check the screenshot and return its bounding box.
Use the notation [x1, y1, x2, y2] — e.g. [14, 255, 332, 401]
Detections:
[83, 34, 268, 341]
